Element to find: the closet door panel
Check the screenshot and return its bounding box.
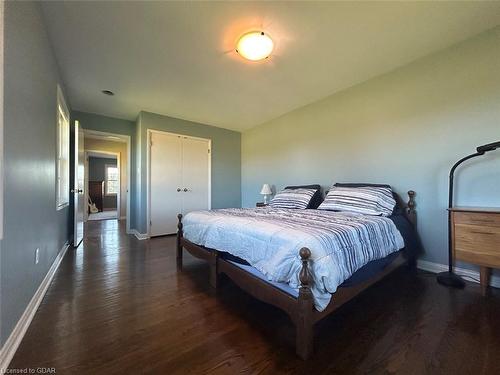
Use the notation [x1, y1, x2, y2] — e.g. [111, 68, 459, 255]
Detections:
[150, 133, 182, 236]
[181, 137, 210, 214]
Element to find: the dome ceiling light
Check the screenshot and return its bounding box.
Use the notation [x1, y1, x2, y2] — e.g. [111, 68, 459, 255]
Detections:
[235, 31, 274, 62]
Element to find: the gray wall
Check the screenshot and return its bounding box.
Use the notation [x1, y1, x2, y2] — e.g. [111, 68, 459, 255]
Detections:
[242, 27, 500, 271]
[1, 2, 70, 344]
[88, 157, 118, 210]
[136, 111, 241, 234]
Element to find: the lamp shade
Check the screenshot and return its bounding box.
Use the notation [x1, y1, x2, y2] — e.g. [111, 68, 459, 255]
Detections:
[260, 184, 272, 195]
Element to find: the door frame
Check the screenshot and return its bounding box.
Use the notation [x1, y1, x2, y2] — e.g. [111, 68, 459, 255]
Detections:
[85, 150, 121, 219]
[73, 120, 84, 247]
[147, 129, 212, 237]
[82, 129, 131, 233]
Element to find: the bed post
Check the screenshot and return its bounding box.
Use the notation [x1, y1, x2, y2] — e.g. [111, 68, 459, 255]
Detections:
[407, 190, 416, 229]
[406, 191, 417, 270]
[177, 214, 183, 270]
[209, 251, 219, 289]
[296, 247, 313, 360]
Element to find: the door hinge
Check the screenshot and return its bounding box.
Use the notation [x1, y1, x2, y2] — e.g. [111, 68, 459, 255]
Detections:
[150, 138, 153, 147]
[208, 149, 211, 154]
[150, 220, 152, 226]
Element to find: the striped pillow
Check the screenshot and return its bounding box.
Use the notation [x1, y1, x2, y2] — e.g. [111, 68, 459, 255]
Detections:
[269, 188, 318, 209]
[318, 186, 396, 216]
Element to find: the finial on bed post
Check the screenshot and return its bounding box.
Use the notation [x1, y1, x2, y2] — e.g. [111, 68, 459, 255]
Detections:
[176, 214, 183, 270]
[299, 248, 312, 291]
[297, 247, 313, 360]
[407, 191, 417, 229]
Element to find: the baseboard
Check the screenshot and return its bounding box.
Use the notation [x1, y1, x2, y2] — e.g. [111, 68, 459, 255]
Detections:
[417, 259, 500, 288]
[128, 229, 149, 240]
[0, 242, 70, 370]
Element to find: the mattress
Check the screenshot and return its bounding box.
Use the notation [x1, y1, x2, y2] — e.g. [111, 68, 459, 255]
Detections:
[183, 207, 407, 311]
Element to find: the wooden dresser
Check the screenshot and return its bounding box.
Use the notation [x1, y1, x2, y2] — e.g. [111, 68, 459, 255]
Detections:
[450, 207, 500, 293]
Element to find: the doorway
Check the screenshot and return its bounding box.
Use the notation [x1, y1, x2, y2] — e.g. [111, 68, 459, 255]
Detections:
[86, 151, 119, 221]
[82, 130, 131, 231]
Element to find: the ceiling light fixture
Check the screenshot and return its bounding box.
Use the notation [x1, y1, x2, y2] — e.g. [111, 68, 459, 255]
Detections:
[102, 90, 115, 96]
[236, 31, 274, 61]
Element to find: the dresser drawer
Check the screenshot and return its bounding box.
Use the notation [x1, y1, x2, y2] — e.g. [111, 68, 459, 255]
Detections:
[453, 212, 500, 227]
[454, 224, 500, 267]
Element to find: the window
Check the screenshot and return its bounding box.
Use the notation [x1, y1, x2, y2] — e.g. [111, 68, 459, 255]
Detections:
[105, 164, 119, 196]
[56, 86, 70, 209]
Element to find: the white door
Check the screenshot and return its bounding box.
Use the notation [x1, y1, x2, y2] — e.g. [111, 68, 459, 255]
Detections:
[150, 132, 183, 236]
[73, 121, 85, 247]
[181, 137, 210, 214]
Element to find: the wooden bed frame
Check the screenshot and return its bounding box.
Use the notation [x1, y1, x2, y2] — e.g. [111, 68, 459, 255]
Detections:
[176, 191, 417, 360]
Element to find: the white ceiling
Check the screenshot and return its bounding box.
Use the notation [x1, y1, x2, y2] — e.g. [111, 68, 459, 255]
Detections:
[41, 1, 500, 131]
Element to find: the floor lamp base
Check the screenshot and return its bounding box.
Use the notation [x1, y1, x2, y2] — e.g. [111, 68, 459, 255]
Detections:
[437, 271, 466, 288]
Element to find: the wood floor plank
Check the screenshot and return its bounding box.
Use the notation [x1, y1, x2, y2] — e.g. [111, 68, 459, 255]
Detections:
[8, 219, 500, 374]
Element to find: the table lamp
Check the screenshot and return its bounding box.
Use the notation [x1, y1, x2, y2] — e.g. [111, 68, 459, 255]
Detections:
[260, 184, 272, 205]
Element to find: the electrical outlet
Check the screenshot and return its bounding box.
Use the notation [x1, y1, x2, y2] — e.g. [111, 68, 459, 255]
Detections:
[35, 248, 40, 264]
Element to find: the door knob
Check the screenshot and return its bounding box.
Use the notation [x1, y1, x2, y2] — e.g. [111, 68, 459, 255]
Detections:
[183, 188, 188, 192]
[177, 188, 181, 192]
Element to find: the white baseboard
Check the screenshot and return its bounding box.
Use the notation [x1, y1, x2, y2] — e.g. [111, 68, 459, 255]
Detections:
[0, 242, 70, 370]
[128, 229, 149, 240]
[417, 259, 500, 288]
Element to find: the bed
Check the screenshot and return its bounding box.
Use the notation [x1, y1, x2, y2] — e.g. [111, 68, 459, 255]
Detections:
[176, 189, 418, 359]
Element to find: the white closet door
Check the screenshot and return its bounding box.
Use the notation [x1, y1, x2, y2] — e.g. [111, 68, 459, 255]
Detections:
[150, 132, 182, 236]
[181, 137, 210, 215]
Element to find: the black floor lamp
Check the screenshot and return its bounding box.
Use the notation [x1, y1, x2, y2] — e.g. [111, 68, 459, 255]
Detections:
[437, 141, 500, 288]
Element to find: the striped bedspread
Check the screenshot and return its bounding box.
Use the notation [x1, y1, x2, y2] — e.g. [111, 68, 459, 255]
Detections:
[183, 208, 404, 311]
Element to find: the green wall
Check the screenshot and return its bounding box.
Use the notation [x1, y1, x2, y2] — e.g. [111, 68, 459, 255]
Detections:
[242, 26, 500, 269]
[135, 111, 241, 234]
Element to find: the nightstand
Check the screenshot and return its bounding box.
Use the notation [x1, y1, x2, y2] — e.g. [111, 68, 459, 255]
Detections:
[450, 207, 500, 294]
[256, 202, 268, 208]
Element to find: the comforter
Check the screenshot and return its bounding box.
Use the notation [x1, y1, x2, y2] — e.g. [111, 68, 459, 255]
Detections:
[183, 208, 404, 311]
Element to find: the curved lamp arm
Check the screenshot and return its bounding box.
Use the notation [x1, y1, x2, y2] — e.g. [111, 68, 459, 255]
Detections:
[448, 152, 484, 208]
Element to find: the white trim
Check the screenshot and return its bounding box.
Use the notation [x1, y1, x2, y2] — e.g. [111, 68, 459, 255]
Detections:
[0, 242, 70, 371]
[82, 129, 131, 233]
[128, 229, 149, 240]
[417, 259, 500, 288]
[56, 85, 70, 210]
[73, 120, 84, 247]
[146, 129, 212, 237]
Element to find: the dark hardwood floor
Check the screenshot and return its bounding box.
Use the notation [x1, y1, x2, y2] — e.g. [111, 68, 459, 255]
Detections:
[9, 219, 500, 374]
